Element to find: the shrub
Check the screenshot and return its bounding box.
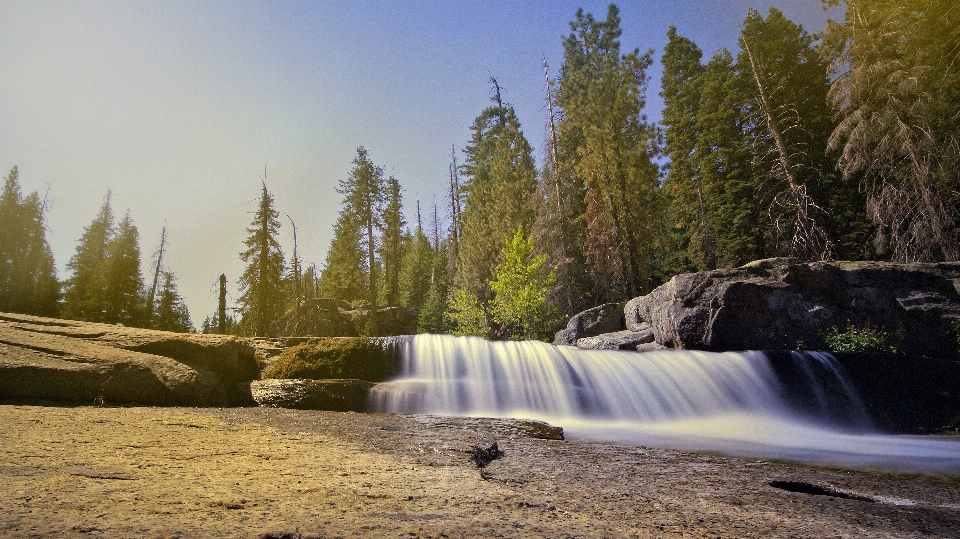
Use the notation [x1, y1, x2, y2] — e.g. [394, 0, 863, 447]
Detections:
[263, 337, 400, 382]
[824, 321, 895, 353]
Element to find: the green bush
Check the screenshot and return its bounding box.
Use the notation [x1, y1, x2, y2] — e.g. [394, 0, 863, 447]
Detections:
[263, 337, 400, 382]
[824, 321, 895, 353]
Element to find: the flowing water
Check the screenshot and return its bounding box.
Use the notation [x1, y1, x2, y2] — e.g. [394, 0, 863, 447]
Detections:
[370, 334, 960, 475]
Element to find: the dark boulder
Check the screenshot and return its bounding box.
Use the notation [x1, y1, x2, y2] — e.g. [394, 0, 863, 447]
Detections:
[554, 303, 625, 346]
[625, 259, 960, 358]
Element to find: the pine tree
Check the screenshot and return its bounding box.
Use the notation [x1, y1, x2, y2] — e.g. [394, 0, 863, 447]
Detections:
[238, 182, 285, 337]
[455, 81, 537, 306]
[102, 210, 145, 326]
[399, 223, 434, 314]
[380, 174, 405, 306]
[0, 166, 58, 316]
[557, 4, 661, 298]
[825, 0, 959, 261]
[319, 206, 366, 303]
[154, 270, 193, 332]
[63, 193, 115, 322]
[489, 227, 558, 341]
[418, 242, 451, 334]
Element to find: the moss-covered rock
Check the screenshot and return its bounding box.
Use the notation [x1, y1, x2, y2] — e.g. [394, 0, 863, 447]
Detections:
[263, 337, 402, 382]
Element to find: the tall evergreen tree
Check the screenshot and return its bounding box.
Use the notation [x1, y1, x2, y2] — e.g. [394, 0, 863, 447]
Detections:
[0, 166, 58, 316]
[319, 206, 366, 303]
[238, 182, 285, 337]
[102, 210, 144, 326]
[63, 193, 114, 322]
[399, 222, 434, 314]
[380, 174, 405, 306]
[154, 270, 193, 333]
[557, 4, 661, 298]
[825, 0, 959, 261]
[455, 82, 537, 307]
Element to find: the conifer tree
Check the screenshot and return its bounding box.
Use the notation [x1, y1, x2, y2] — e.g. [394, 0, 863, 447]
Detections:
[489, 227, 558, 341]
[399, 221, 434, 314]
[0, 166, 58, 316]
[557, 4, 661, 298]
[418, 243, 451, 334]
[102, 210, 145, 326]
[455, 82, 537, 307]
[380, 174, 405, 306]
[63, 193, 115, 322]
[319, 206, 366, 303]
[825, 0, 959, 261]
[154, 270, 193, 332]
[238, 182, 285, 336]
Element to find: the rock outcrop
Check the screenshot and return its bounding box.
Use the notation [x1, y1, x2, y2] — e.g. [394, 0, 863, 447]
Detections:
[622, 259, 960, 357]
[0, 312, 259, 406]
[554, 303, 625, 346]
[250, 378, 375, 411]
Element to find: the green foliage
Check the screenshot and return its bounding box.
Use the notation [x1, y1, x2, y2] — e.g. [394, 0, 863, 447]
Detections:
[102, 211, 145, 326]
[0, 166, 59, 316]
[557, 4, 661, 298]
[446, 288, 488, 337]
[824, 322, 895, 354]
[825, 0, 960, 262]
[238, 182, 285, 337]
[399, 226, 434, 312]
[63, 193, 114, 322]
[153, 271, 193, 333]
[489, 227, 559, 341]
[379, 175, 405, 306]
[263, 337, 399, 382]
[456, 91, 537, 304]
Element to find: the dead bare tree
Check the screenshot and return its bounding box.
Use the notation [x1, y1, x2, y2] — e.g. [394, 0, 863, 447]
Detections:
[741, 31, 833, 261]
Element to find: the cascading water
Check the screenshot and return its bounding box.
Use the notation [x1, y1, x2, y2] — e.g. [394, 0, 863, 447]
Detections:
[371, 334, 960, 475]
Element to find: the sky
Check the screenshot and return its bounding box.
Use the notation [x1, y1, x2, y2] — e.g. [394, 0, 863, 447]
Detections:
[0, 0, 841, 326]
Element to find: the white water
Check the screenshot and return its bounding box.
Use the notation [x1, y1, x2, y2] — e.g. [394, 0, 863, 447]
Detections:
[371, 334, 960, 475]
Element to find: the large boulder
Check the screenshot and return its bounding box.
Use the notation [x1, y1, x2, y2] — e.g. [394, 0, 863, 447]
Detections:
[625, 259, 960, 357]
[0, 312, 259, 406]
[554, 303, 625, 345]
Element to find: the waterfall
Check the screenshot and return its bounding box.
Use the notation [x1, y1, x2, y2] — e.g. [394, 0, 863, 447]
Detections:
[371, 334, 960, 475]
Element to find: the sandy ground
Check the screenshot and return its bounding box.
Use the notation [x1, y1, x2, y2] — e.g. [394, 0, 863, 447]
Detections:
[2, 405, 959, 538]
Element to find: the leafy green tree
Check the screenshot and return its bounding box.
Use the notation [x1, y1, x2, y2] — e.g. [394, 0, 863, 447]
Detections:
[489, 227, 559, 341]
[455, 82, 538, 306]
[445, 288, 487, 337]
[0, 166, 58, 316]
[824, 0, 959, 261]
[154, 270, 193, 332]
[238, 182, 285, 336]
[557, 4, 661, 298]
[102, 211, 145, 326]
[63, 193, 114, 322]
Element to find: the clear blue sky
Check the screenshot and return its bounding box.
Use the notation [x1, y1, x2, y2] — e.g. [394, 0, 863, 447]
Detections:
[0, 0, 839, 324]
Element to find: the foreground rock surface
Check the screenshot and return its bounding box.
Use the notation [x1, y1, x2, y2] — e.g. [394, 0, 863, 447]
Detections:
[623, 259, 960, 357]
[0, 312, 258, 406]
[2, 405, 958, 538]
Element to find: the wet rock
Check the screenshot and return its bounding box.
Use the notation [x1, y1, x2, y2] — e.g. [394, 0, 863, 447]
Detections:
[576, 328, 655, 350]
[554, 303, 625, 345]
[250, 378, 375, 411]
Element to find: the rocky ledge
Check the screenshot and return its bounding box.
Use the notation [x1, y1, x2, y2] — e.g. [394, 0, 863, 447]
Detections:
[0, 312, 259, 406]
[558, 258, 960, 358]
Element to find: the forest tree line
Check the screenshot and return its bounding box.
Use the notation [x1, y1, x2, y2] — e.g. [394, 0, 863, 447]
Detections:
[2, 1, 957, 340]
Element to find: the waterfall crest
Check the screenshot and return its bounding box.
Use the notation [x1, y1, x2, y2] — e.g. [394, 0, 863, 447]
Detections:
[370, 334, 960, 475]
